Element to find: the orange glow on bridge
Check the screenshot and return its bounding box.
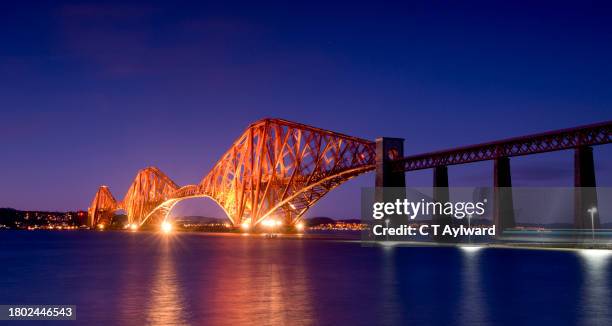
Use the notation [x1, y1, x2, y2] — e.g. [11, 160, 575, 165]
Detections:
[88, 118, 376, 230]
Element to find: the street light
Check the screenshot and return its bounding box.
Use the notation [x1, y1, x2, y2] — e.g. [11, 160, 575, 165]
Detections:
[587, 207, 597, 243]
[467, 213, 473, 244]
[385, 219, 390, 241]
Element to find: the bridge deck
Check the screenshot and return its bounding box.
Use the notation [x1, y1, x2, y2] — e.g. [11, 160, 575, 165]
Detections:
[393, 120, 612, 171]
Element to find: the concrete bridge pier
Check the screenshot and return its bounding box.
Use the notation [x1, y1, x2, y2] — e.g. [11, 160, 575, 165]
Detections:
[375, 138, 406, 237]
[433, 165, 453, 242]
[494, 157, 516, 236]
[433, 166, 449, 189]
[375, 137, 406, 189]
[574, 146, 599, 230]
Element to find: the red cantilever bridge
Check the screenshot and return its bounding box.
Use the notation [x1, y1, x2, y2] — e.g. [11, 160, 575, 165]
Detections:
[88, 119, 377, 229]
[89, 118, 612, 231]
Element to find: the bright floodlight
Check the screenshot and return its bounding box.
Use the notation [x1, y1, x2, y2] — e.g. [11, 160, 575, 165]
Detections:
[588, 207, 598, 214]
[262, 219, 275, 228]
[296, 222, 305, 231]
[97, 223, 105, 230]
[241, 222, 250, 231]
[130, 223, 138, 231]
[161, 221, 173, 234]
[579, 249, 612, 259]
[459, 245, 483, 253]
[275, 220, 282, 226]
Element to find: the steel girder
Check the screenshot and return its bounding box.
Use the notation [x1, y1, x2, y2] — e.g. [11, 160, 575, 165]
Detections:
[88, 118, 376, 227]
[393, 120, 611, 172]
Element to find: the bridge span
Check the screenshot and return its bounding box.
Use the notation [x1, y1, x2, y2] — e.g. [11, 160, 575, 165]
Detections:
[89, 118, 611, 232]
[377, 120, 611, 232]
[88, 118, 376, 229]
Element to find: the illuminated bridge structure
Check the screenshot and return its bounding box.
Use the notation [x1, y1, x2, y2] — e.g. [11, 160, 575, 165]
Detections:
[378, 120, 612, 232]
[88, 119, 376, 229]
[89, 118, 611, 232]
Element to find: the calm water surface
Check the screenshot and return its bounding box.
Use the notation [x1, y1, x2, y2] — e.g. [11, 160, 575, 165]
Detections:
[1, 231, 611, 325]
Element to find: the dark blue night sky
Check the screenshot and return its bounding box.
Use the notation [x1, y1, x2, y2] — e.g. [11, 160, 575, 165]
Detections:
[1, 1, 611, 219]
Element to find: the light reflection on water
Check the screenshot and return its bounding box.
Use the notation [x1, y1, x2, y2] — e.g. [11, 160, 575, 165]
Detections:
[145, 238, 190, 325]
[578, 250, 612, 326]
[0, 232, 611, 325]
[203, 238, 315, 325]
[380, 246, 400, 325]
[458, 247, 488, 326]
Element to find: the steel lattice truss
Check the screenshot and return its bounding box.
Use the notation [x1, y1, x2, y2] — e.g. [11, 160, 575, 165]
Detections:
[88, 167, 180, 226]
[88, 119, 376, 228]
[393, 120, 612, 172]
[87, 185, 117, 226]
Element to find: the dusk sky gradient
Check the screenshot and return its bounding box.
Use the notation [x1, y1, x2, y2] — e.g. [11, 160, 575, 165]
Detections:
[1, 1, 611, 219]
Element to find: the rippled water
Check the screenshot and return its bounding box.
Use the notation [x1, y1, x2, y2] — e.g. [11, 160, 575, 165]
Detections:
[1, 231, 611, 325]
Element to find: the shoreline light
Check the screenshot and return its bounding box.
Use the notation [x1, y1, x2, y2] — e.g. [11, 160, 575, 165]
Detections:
[262, 219, 279, 228]
[459, 245, 483, 253]
[296, 222, 305, 232]
[241, 222, 250, 231]
[161, 221, 173, 234]
[578, 248, 612, 259]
